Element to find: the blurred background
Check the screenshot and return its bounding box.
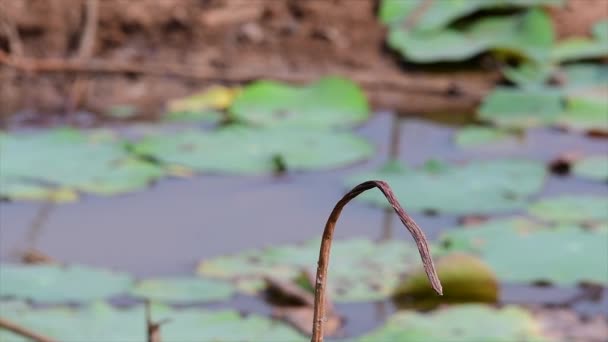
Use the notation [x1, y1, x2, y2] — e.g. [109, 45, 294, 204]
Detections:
[0, 0, 607, 341]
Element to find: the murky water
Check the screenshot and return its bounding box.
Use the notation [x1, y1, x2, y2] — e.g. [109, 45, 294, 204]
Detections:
[1, 112, 607, 336]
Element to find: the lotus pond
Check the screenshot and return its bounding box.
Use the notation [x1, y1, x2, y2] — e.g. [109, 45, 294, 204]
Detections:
[1, 1, 608, 341]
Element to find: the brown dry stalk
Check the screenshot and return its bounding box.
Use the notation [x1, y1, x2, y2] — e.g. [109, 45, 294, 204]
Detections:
[311, 180, 443, 342]
[0, 317, 57, 342]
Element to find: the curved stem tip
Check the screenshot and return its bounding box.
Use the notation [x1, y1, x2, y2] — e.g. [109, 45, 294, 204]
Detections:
[311, 180, 443, 342]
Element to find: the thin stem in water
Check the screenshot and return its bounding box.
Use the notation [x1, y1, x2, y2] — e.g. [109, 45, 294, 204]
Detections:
[311, 180, 443, 342]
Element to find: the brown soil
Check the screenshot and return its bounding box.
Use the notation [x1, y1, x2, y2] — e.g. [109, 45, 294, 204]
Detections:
[0, 0, 605, 126]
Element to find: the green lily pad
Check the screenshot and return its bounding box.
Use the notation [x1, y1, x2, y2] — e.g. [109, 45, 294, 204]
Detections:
[556, 96, 608, 133]
[552, 20, 608, 63]
[0, 179, 77, 202]
[478, 88, 563, 128]
[561, 63, 608, 89]
[133, 125, 373, 174]
[0, 264, 133, 303]
[379, 0, 562, 29]
[358, 304, 549, 342]
[503, 61, 554, 88]
[0, 302, 305, 342]
[440, 218, 608, 285]
[394, 253, 499, 309]
[528, 195, 608, 224]
[573, 155, 608, 181]
[386, 9, 554, 63]
[0, 129, 163, 200]
[130, 277, 235, 303]
[455, 126, 515, 147]
[346, 159, 546, 215]
[229, 77, 369, 128]
[198, 237, 435, 302]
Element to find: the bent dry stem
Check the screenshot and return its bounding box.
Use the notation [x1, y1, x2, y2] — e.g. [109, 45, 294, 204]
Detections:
[311, 180, 443, 342]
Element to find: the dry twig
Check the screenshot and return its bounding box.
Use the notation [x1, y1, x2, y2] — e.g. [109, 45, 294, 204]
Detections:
[0, 317, 57, 342]
[311, 180, 443, 342]
[76, 0, 98, 60]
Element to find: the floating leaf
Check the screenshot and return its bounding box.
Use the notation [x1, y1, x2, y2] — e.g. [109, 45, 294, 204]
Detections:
[441, 218, 608, 285]
[0, 179, 77, 203]
[0, 302, 304, 342]
[593, 20, 608, 41]
[133, 126, 372, 174]
[347, 159, 546, 215]
[553, 20, 608, 63]
[229, 77, 369, 128]
[573, 155, 608, 181]
[394, 253, 498, 309]
[503, 61, 554, 88]
[556, 96, 608, 133]
[528, 195, 608, 224]
[379, 0, 562, 30]
[455, 126, 514, 147]
[130, 277, 235, 303]
[358, 304, 549, 342]
[386, 9, 554, 63]
[0, 264, 132, 303]
[478, 88, 563, 128]
[561, 63, 608, 89]
[198, 238, 432, 302]
[0, 129, 163, 200]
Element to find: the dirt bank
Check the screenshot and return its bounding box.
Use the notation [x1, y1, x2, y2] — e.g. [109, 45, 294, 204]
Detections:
[0, 0, 604, 125]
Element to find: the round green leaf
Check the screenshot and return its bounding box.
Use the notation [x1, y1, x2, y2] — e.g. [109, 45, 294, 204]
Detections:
[0, 264, 133, 303]
[347, 159, 546, 215]
[379, 0, 561, 30]
[358, 304, 549, 342]
[478, 88, 563, 128]
[440, 218, 608, 285]
[386, 9, 554, 63]
[455, 126, 514, 147]
[133, 126, 373, 174]
[556, 96, 608, 133]
[130, 277, 235, 303]
[229, 77, 369, 128]
[198, 238, 433, 302]
[0, 129, 163, 200]
[528, 195, 608, 223]
[0, 302, 305, 342]
[573, 155, 608, 181]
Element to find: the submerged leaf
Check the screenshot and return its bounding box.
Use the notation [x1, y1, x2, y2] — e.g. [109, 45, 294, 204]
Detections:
[347, 159, 546, 214]
[0, 264, 132, 303]
[198, 238, 432, 302]
[394, 253, 499, 309]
